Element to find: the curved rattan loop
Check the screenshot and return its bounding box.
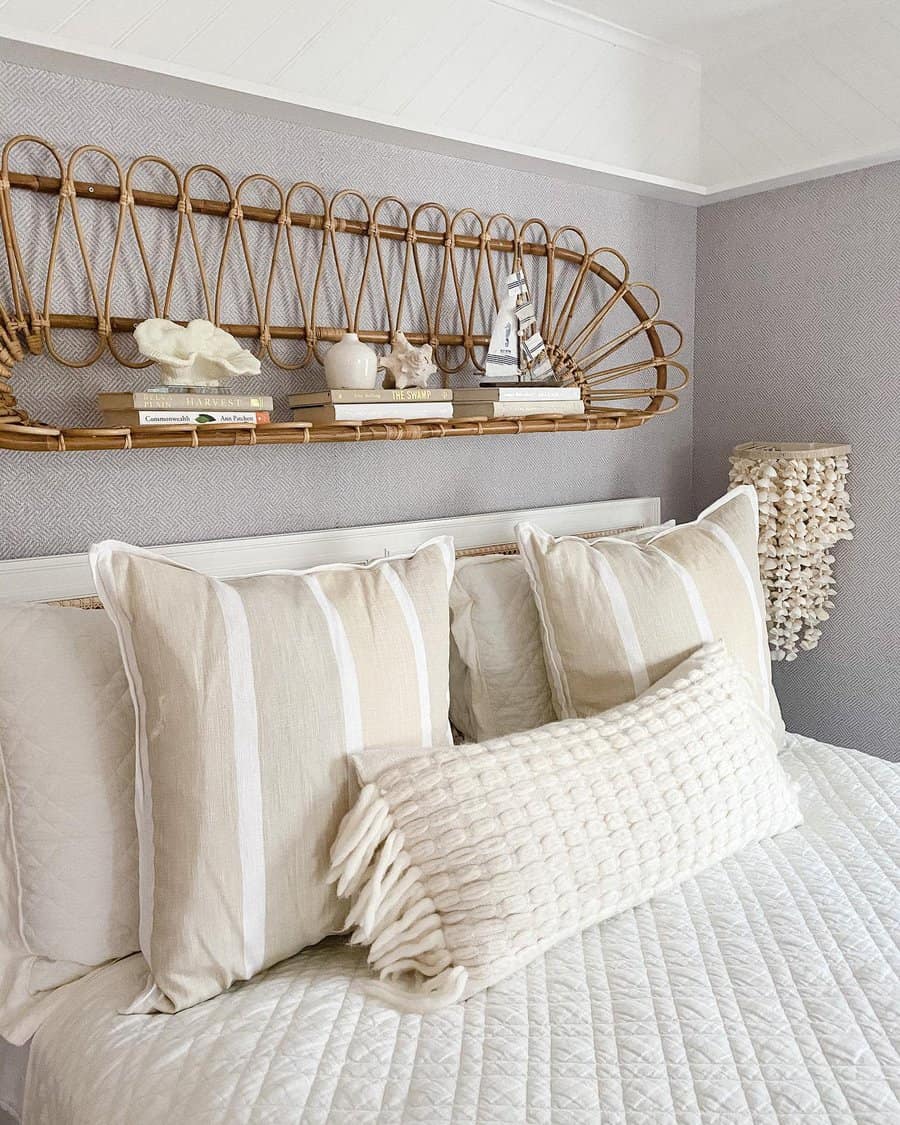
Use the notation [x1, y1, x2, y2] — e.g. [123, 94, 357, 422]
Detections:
[42, 146, 127, 368]
[1, 136, 66, 352]
[518, 218, 553, 338]
[371, 196, 413, 342]
[181, 165, 235, 323]
[234, 174, 286, 361]
[409, 201, 451, 369]
[278, 181, 329, 368]
[484, 213, 517, 308]
[0, 134, 689, 438]
[109, 155, 186, 367]
[328, 190, 375, 333]
[442, 209, 485, 375]
[546, 226, 593, 348]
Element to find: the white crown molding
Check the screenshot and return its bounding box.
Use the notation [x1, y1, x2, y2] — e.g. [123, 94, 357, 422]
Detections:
[702, 143, 900, 204]
[0, 27, 705, 204]
[489, 0, 701, 70]
[0, 497, 661, 603]
[2, 24, 897, 207]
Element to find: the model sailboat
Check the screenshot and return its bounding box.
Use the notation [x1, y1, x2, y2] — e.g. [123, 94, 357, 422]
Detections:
[483, 269, 558, 384]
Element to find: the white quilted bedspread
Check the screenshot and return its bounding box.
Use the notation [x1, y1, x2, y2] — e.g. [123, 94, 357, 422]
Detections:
[22, 737, 900, 1125]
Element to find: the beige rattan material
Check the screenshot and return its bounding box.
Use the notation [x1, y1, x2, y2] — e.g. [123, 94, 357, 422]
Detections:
[0, 135, 689, 452]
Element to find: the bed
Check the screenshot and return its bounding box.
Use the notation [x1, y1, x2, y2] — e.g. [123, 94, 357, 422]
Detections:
[0, 501, 898, 1125]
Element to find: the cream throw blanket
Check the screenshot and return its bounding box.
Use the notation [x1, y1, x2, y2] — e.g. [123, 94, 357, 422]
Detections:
[329, 642, 801, 1011]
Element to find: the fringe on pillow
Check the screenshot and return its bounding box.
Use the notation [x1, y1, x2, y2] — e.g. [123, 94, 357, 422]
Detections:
[328, 783, 468, 1012]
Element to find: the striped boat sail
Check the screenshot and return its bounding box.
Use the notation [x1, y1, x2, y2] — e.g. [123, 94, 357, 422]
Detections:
[484, 269, 558, 384]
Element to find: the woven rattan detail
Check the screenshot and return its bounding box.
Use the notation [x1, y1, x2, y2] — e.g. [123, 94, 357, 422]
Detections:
[0, 135, 688, 451]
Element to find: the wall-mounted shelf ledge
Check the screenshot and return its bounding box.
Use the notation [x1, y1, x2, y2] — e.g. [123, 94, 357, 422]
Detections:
[0, 410, 648, 452]
[0, 134, 687, 454]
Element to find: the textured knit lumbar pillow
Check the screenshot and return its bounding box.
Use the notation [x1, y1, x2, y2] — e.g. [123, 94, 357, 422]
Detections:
[90, 536, 455, 1014]
[449, 522, 674, 742]
[516, 486, 783, 735]
[330, 641, 800, 1010]
[0, 602, 138, 1044]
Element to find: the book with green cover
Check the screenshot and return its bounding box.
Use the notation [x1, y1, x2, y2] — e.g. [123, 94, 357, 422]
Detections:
[102, 410, 270, 426]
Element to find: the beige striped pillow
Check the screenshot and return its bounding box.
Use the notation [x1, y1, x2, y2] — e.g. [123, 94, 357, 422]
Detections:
[517, 487, 783, 736]
[90, 536, 455, 1014]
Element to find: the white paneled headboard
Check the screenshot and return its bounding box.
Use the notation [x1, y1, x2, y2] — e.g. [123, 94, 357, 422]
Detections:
[0, 497, 660, 604]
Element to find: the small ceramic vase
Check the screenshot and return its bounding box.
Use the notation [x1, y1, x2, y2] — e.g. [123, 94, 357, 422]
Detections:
[324, 332, 378, 390]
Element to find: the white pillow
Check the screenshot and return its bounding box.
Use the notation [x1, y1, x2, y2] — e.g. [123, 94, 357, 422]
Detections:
[450, 522, 674, 742]
[0, 603, 138, 1043]
[331, 641, 801, 1011]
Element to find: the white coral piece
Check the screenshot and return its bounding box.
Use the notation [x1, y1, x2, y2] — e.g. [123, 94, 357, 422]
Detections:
[377, 332, 437, 390]
[134, 318, 261, 386]
[729, 447, 852, 661]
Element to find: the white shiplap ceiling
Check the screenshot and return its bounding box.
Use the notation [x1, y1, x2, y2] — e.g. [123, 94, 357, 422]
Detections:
[1, 0, 898, 202]
[576, 0, 900, 193]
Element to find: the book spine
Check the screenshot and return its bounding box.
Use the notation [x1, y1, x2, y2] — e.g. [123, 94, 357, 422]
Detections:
[104, 410, 270, 425]
[291, 403, 453, 423]
[101, 394, 273, 410]
[453, 401, 585, 419]
[459, 386, 581, 401]
[288, 388, 452, 406]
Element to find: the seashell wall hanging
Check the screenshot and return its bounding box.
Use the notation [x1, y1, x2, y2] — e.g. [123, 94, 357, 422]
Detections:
[729, 442, 853, 661]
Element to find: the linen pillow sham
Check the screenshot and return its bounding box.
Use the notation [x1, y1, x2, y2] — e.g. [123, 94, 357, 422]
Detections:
[449, 522, 674, 742]
[91, 536, 455, 1015]
[517, 486, 783, 735]
[330, 641, 801, 1010]
[0, 602, 138, 1044]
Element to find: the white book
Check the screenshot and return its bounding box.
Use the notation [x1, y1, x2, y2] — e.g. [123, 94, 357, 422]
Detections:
[291, 401, 454, 423]
[453, 400, 586, 419]
[455, 386, 581, 402]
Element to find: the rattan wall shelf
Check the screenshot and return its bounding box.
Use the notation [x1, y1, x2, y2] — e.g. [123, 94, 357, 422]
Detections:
[0, 135, 689, 453]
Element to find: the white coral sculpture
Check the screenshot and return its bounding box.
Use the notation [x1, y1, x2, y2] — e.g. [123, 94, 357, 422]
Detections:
[133, 318, 262, 386]
[729, 444, 853, 661]
[377, 332, 437, 390]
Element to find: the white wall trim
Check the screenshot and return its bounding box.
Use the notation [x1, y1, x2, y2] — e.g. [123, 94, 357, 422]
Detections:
[0, 498, 661, 604]
[489, 0, 701, 70]
[702, 144, 900, 205]
[0, 29, 706, 204]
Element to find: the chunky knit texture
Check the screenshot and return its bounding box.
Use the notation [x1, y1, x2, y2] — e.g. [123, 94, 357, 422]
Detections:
[330, 642, 802, 1010]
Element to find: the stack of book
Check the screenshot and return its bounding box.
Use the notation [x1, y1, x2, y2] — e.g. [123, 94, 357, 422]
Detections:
[289, 388, 453, 424]
[451, 385, 584, 419]
[98, 390, 272, 427]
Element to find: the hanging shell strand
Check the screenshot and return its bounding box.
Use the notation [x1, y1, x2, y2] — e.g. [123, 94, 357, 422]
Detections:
[729, 444, 853, 662]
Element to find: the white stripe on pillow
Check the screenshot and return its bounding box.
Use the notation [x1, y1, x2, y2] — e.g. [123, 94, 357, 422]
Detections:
[382, 563, 433, 750]
[586, 547, 650, 697]
[516, 487, 784, 737]
[656, 550, 715, 645]
[212, 580, 267, 980]
[304, 573, 365, 755]
[699, 521, 771, 711]
[90, 536, 454, 1015]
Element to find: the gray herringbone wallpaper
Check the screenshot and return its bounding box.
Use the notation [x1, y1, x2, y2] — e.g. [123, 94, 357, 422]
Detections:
[695, 162, 900, 761]
[0, 62, 696, 559]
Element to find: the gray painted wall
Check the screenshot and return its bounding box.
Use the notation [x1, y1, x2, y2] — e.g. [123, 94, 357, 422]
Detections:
[695, 162, 900, 760]
[0, 63, 696, 559]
